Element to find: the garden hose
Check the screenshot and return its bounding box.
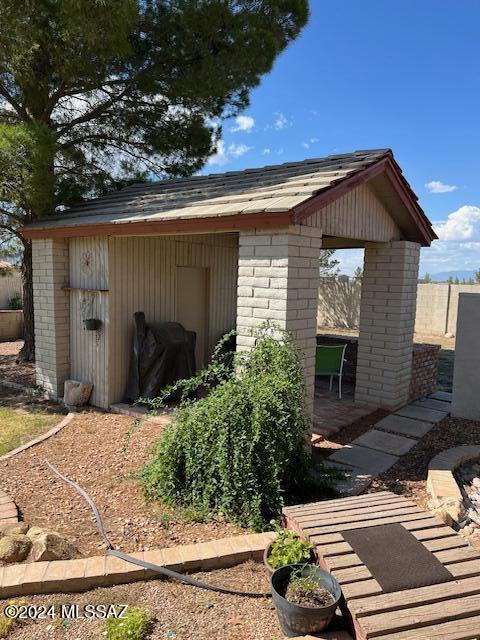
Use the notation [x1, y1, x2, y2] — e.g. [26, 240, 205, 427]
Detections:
[44, 460, 270, 598]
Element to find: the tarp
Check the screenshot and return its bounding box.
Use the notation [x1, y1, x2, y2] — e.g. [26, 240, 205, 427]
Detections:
[126, 311, 196, 401]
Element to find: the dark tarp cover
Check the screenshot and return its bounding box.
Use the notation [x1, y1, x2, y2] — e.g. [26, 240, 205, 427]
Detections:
[126, 311, 196, 401]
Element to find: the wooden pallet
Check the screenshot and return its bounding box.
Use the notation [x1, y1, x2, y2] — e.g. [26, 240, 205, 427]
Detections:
[283, 491, 480, 640]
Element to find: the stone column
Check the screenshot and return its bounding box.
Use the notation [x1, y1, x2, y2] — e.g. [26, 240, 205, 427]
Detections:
[355, 240, 420, 409]
[32, 238, 70, 399]
[236, 225, 322, 416]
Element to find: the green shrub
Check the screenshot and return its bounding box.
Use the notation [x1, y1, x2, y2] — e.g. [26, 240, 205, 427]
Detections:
[7, 294, 22, 310]
[102, 606, 153, 640]
[140, 325, 312, 530]
[267, 528, 313, 569]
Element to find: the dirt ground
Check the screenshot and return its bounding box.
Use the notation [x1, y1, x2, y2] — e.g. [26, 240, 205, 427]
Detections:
[0, 341, 35, 387]
[2, 562, 286, 640]
[0, 407, 242, 556]
[371, 416, 480, 508]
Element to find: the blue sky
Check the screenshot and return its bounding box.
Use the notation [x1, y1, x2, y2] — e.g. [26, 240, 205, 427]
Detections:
[205, 1, 480, 277]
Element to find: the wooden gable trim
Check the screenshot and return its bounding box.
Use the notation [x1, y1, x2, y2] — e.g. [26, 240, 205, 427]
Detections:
[292, 156, 437, 246]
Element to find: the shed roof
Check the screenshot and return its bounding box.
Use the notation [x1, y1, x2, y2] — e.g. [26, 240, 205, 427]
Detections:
[22, 149, 436, 245]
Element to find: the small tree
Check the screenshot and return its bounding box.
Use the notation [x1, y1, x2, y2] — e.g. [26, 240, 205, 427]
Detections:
[353, 266, 363, 280]
[475, 270, 480, 284]
[141, 326, 312, 530]
[423, 272, 432, 283]
[319, 250, 339, 276]
[0, 0, 309, 360]
[454, 277, 460, 285]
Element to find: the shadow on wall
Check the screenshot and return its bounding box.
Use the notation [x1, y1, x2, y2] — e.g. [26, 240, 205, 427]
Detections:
[317, 279, 361, 329]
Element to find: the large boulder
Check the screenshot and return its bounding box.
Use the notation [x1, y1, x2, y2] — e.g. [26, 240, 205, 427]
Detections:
[0, 534, 32, 563]
[28, 532, 78, 562]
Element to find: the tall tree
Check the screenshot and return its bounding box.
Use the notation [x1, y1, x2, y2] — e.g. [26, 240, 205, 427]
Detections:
[475, 269, 480, 284]
[0, 0, 309, 360]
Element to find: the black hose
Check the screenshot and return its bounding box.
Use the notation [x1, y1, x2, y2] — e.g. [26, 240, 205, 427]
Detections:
[44, 460, 270, 598]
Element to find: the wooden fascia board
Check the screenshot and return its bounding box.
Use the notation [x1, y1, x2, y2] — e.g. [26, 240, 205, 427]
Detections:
[21, 211, 293, 239]
[292, 156, 436, 247]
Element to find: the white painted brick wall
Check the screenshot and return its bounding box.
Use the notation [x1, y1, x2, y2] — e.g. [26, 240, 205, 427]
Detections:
[32, 239, 70, 398]
[355, 241, 420, 409]
[236, 226, 322, 417]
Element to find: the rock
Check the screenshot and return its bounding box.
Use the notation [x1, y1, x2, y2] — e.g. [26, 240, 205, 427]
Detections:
[28, 533, 78, 562]
[473, 477, 480, 488]
[0, 523, 29, 537]
[431, 508, 454, 527]
[468, 508, 480, 526]
[26, 526, 59, 540]
[0, 534, 32, 563]
[63, 380, 93, 408]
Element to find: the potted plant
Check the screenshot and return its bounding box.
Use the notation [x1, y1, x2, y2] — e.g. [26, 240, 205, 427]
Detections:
[84, 318, 101, 331]
[271, 563, 342, 637]
[264, 528, 315, 575]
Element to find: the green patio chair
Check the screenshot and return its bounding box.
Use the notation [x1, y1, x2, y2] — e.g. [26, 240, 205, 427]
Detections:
[315, 343, 348, 399]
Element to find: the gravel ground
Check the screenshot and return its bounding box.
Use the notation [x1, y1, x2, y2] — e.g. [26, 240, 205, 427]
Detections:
[370, 416, 480, 508]
[2, 562, 285, 640]
[0, 408, 242, 556]
[0, 340, 35, 387]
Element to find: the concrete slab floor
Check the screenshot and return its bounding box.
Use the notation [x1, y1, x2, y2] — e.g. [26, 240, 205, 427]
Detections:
[351, 429, 417, 456]
[430, 390, 453, 402]
[323, 461, 374, 496]
[395, 404, 447, 423]
[412, 397, 452, 412]
[328, 444, 399, 475]
[375, 414, 434, 438]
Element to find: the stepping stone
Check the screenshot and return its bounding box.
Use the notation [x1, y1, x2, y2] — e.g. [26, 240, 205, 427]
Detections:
[395, 404, 447, 423]
[430, 390, 452, 402]
[413, 397, 451, 412]
[328, 445, 398, 475]
[351, 429, 417, 456]
[376, 414, 434, 438]
[323, 461, 374, 496]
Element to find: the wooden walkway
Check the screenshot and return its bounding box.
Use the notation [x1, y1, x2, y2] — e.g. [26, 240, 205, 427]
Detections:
[283, 491, 480, 640]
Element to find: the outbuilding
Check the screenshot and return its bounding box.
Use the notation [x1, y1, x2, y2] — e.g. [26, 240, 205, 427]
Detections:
[22, 149, 436, 414]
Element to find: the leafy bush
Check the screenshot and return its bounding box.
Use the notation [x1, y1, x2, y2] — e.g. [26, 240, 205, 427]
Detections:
[7, 294, 22, 310]
[140, 325, 312, 530]
[102, 606, 153, 640]
[267, 528, 313, 569]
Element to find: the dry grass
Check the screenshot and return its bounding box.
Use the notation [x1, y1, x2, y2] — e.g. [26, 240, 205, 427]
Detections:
[0, 389, 64, 456]
[4, 562, 283, 640]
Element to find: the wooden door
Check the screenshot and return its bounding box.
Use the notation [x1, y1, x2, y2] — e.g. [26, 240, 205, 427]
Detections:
[176, 266, 209, 369]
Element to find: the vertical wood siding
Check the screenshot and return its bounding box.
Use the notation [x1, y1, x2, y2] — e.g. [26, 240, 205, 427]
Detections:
[108, 233, 238, 405]
[304, 182, 401, 242]
[69, 237, 109, 407]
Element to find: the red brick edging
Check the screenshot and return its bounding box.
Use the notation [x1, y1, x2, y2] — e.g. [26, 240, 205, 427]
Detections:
[0, 487, 18, 525]
[0, 532, 276, 598]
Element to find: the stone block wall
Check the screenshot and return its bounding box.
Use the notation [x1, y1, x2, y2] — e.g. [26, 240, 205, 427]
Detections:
[355, 241, 420, 409]
[409, 343, 441, 401]
[32, 239, 70, 398]
[236, 225, 322, 415]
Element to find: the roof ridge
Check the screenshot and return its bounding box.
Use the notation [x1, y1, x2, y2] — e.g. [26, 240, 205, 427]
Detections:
[120, 148, 392, 192]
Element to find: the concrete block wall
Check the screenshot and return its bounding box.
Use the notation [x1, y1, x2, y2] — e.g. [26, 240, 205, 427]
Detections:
[452, 293, 480, 420]
[32, 239, 70, 398]
[355, 241, 421, 409]
[236, 225, 322, 415]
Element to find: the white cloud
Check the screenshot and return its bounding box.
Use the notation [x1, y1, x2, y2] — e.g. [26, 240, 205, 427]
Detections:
[425, 180, 458, 193]
[302, 137, 319, 150]
[335, 249, 365, 276]
[207, 140, 252, 166]
[262, 148, 272, 155]
[434, 205, 480, 241]
[230, 115, 254, 133]
[274, 112, 290, 130]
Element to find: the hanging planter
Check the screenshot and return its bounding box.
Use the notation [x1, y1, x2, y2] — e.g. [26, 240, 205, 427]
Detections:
[84, 318, 101, 331]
